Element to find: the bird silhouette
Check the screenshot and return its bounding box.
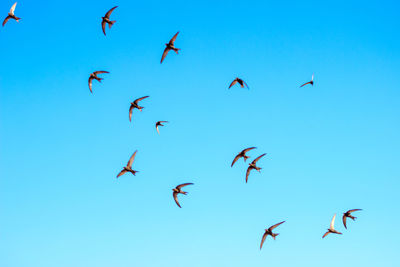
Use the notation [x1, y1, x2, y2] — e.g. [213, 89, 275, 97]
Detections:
[172, 183, 193, 208]
[322, 214, 342, 238]
[116, 151, 138, 178]
[342, 209, 362, 229]
[2, 2, 20, 27]
[260, 221, 285, 250]
[88, 71, 109, 93]
[299, 74, 314, 87]
[161, 32, 180, 63]
[156, 121, 168, 134]
[101, 6, 118, 36]
[231, 147, 256, 167]
[229, 78, 249, 89]
[245, 153, 266, 183]
[129, 96, 149, 122]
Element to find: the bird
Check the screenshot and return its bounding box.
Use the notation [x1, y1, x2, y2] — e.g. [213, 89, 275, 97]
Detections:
[231, 147, 256, 167]
[342, 209, 362, 229]
[116, 150, 138, 178]
[88, 71, 109, 93]
[299, 74, 314, 87]
[156, 121, 168, 134]
[129, 96, 149, 122]
[229, 78, 249, 89]
[161, 32, 180, 64]
[245, 153, 266, 183]
[2, 2, 21, 27]
[322, 214, 342, 238]
[260, 221, 285, 250]
[101, 6, 118, 36]
[172, 183, 193, 208]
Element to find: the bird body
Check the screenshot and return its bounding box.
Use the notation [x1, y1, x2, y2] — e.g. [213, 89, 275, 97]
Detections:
[231, 147, 256, 167]
[260, 221, 285, 250]
[117, 151, 138, 178]
[129, 96, 149, 121]
[88, 71, 109, 93]
[342, 209, 362, 229]
[2, 2, 20, 27]
[101, 6, 118, 35]
[322, 214, 342, 238]
[161, 32, 180, 63]
[245, 153, 266, 183]
[156, 121, 168, 134]
[229, 78, 249, 89]
[172, 183, 193, 208]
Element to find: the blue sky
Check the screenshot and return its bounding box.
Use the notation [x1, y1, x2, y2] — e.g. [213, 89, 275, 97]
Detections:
[1, 0, 399, 266]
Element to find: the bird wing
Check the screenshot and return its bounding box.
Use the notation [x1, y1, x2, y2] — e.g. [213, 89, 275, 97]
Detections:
[105, 6, 118, 18]
[129, 104, 134, 121]
[169, 31, 179, 45]
[242, 147, 256, 154]
[228, 79, 237, 89]
[2, 16, 10, 27]
[269, 221, 285, 231]
[134, 96, 149, 104]
[101, 20, 107, 35]
[231, 154, 242, 167]
[156, 124, 160, 134]
[116, 169, 127, 178]
[342, 214, 347, 229]
[311, 74, 314, 81]
[161, 47, 170, 63]
[245, 167, 252, 183]
[127, 150, 137, 168]
[176, 183, 193, 190]
[322, 231, 330, 239]
[10, 3, 17, 14]
[252, 153, 266, 164]
[347, 209, 362, 214]
[260, 232, 268, 250]
[243, 80, 249, 89]
[330, 214, 336, 230]
[173, 192, 181, 208]
[88, 77, 94, 93]
[93, 71, 109, 75]
[299, 81, 311, 88]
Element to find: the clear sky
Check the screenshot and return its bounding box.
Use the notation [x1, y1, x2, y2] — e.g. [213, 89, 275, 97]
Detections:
[1, 0, 399, 266]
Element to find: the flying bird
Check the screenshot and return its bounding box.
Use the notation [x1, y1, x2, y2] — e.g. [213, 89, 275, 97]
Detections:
[231, 147, 256, 167]
[260, 221, 285, 250]
[88, 71, 109, 93]
[101, 6, 118, 36]
[2, 2, 21, 27]
[116, 150, 138, 178]
[229, 78, 249, 89]
[245, 153, 266, 183]
[156, 121, 168, 134]
[172, 183, 193, 208]
[322, 214, 342, 238]
[129, 96, 149, 122]
[342, 209, 362, 229]
[299, 74, 314, 87]
[161, 32, 180, 64]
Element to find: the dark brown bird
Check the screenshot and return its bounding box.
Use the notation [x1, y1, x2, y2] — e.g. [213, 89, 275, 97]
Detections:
[2, 2, 20, 27]
[101, 6, 118, 36]
[322, 214, 342, 238]
[299, 74, 314, 87]
[161, 32, 180, 64]
[156, 121, 168, 134]
[342, 209, 362, 229]
[260, 221, 285, 250]
[129, 96, 149, 122]
[116, 150, 138, 178]
[245, 153, 266, 183]
[229, 78, 249, 89]
[231, 147, 256, 167]
[172, 183, 193, 208]
[88, 71, 109, 93]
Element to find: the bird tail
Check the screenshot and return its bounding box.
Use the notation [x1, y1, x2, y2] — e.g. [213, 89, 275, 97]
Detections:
[174, 48, 180, 54]
[109, 20, 116, 29]
[244, 155, 249, 162]
[16, 17, 21, 22]
[272, 233, 279, 240]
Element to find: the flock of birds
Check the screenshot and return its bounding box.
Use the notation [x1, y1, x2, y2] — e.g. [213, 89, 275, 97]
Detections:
[3, 2, 363, 250]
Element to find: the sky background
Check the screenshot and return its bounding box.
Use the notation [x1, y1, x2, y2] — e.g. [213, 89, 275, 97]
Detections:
[1, 0, 399, 266]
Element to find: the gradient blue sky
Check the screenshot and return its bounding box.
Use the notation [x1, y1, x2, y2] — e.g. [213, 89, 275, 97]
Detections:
[1, 0, 399, 266]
